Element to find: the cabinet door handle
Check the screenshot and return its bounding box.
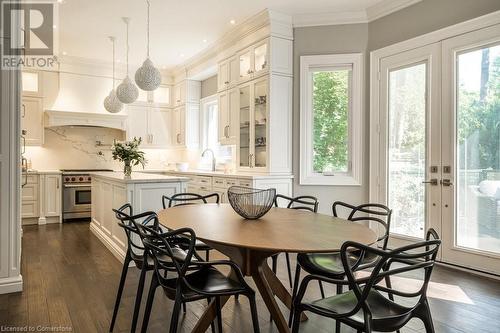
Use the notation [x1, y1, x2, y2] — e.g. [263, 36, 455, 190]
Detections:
[22, 104, 26, 118]
[56, 177, 59, 189]
[250, 154, 254, 168]
[177, 133, 181, 144]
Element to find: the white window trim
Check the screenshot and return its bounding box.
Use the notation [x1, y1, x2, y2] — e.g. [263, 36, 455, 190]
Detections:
[300, 53, 363, 186]
[200, 94, 218, 150]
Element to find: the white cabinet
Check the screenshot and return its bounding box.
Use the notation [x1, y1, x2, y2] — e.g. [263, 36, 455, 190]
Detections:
[174, 82, 186, 106]
[127, 105, 171, 148]
[217, 56, 239, 92]
[42, 174, 61, 217]
[171, 106, 185, 147]
[21, 173, 62, 224]
[238, 40, 269, 83]
[218, 88, 238, 145]
[237, 75, 292, 174]
[22, 71, 42, 97]
[21, 96, 44, 146]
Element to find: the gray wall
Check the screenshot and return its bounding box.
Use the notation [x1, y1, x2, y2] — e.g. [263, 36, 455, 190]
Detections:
[292, 0, 500, 214]
[293, 24, 370, 214]
[369, 0, 500, 50]
[201, 75, 218, 98]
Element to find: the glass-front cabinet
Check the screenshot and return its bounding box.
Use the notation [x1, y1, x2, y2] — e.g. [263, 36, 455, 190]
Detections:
[238, 40, 269, 83]
[238, 77, 268, 170]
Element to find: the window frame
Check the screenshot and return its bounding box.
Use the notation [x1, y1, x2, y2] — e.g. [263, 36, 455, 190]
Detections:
[299, 53, 363, 186]
[200, 95, 219, 151]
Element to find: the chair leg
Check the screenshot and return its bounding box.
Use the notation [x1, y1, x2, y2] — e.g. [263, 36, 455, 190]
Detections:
[215, 296, 223, 333]
[291, 307, 302, 333]
[131, 262, 148, 333]
[141, 273, 159, 333]
[288, 263, 301, 327]
[318, 280, 325, 298]
[206, 250, 210, 261]
[285, 253, 293, 289]
[169, 292, 183, 333]
[335, 284, 342, 333]
[109, 254, 130, 332]
[207, 298, 216, 333]
[271, 255, 278, 274]
[182, 301, 187, 313]
[247, 293, 260, 333]
[419, 302, 436, 333]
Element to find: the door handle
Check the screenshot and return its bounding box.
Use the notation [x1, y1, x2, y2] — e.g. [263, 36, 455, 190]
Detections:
[422, 179, 438, 186]
[441, 179, 453, 186]
[22, 104, 26, 118]
[249, 153, 254, 168]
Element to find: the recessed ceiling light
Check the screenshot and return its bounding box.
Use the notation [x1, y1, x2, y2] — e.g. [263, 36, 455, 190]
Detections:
[57, 0, 64, 3]
[203, 39, 207, 43]
[230, 19, 236, 25]
[180, 53, 185, 57]
[53, 25, 57, 29]
[62, 51, 67, 56]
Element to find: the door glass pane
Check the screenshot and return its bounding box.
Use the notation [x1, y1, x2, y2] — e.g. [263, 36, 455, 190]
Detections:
[239, 86, 251, 167]
[254, 80, 267, 168]
[388, 63, 427, 239]
[254, 43, 267, 73]
[456, 44, 500, 254]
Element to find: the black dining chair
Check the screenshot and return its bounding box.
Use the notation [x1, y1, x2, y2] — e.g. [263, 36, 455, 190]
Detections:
[272, 194, 319, 289]
[290, 201, 391, 330]
[291, 233, 441, 333]
[109, 204, 162, 333]
[162, 192, 220, 261]
[138, 220, 261, 333]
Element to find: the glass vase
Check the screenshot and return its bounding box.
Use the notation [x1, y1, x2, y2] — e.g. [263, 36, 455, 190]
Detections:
[123, 161, 132, 177]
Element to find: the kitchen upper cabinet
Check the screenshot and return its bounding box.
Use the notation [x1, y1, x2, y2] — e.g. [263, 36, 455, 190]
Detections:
[236, 74, 292, 174]
[127, 105, 171, 148]
[174, 82, 186, 106]
[217, 56, 239, 92]
[136, 85, 172, 106]
[171, 106, 185, 147]
[22, 71, 42, 97]
[43, 174, 61, 217]
[238, 78, 268, 171]
[238, 40, 269, 83]
[126, 105, 149, 143]
[21, 96, 44, 146]
[218, 88, 238, 145]
[148, 107, 171, 147]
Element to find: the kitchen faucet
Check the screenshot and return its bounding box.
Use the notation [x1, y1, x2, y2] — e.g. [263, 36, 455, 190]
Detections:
[201, 148, 216, 172]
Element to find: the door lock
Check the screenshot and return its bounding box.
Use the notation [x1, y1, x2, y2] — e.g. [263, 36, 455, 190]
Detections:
[422, 179, 438, 186]
[441, 179, 453, 186]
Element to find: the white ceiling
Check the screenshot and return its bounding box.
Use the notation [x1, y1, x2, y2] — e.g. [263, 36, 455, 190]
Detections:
[57, 0, 397, 69]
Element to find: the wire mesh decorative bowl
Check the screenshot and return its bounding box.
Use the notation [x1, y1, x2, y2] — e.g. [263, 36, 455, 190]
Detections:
[227, 186, 276, 220]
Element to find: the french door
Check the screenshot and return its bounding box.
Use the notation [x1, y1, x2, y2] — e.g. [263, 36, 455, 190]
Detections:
[377, 24, 500, 274]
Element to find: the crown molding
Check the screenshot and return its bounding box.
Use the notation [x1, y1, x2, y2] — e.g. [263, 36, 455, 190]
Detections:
[292, 0, 422, 27]
[366, 0, 422, 22]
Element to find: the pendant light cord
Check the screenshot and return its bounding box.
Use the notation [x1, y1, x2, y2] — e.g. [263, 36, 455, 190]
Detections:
[112, 37, 115, 88]
[146, 0, 150, 58]
[126, 19, 129, 75]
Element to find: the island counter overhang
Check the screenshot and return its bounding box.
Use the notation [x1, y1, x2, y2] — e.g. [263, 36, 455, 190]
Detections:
[89, 172, 189, 263]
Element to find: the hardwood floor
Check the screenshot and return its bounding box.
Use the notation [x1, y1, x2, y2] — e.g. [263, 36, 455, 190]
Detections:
[1, 222, 499, 332]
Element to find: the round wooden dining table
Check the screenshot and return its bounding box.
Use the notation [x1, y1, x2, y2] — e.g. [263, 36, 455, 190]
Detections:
[157, 203, 377, 333]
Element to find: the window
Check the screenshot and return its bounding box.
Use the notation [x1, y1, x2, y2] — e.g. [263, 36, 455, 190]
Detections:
[200, 96, 231, 164]
[300, 54, 363, 186]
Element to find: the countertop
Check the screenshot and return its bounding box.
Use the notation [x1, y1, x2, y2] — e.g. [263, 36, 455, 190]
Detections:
[22, 170, 62, 174]
[90, 171, 190, 184]
[141, 169, 294, 179]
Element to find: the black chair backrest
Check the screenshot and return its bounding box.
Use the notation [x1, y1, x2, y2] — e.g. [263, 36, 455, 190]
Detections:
[339, 235, 441, 318]
[162, 192, 220, 209]
[112, 204, 159, 261]
[274, 194, 319, 213]
[332, 201, 392, 249]
[142, 227, 198, 290]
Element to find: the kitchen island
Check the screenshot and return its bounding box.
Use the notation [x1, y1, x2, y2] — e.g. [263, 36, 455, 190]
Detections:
[90, 172, 188, 262]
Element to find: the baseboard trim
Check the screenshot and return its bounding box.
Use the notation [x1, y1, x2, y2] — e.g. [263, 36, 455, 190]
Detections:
[89, 221, 126, 264]
[436, 261, 500, 281]
[0, 275, 23, 294]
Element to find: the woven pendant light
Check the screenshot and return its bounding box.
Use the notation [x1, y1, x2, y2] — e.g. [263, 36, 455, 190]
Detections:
[104, 36, 123, 113]
[116, 17, 139, 104]
[135, 0, 161, 91]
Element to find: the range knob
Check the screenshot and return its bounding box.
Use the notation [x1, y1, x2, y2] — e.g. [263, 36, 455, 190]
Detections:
[65, 177, 70, 181]
[79, 177, 84, 181]
[87, 177, 91, 182]
[71, 177, 75, 181]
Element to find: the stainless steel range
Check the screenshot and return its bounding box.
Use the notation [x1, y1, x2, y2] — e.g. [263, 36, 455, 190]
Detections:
[61, 169, 113, 221]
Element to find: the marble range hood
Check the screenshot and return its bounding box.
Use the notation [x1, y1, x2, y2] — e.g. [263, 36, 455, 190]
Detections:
[44, 110, 127, 131]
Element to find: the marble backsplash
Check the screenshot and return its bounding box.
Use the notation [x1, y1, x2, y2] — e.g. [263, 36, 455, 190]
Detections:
[25, 126, 176, 171]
